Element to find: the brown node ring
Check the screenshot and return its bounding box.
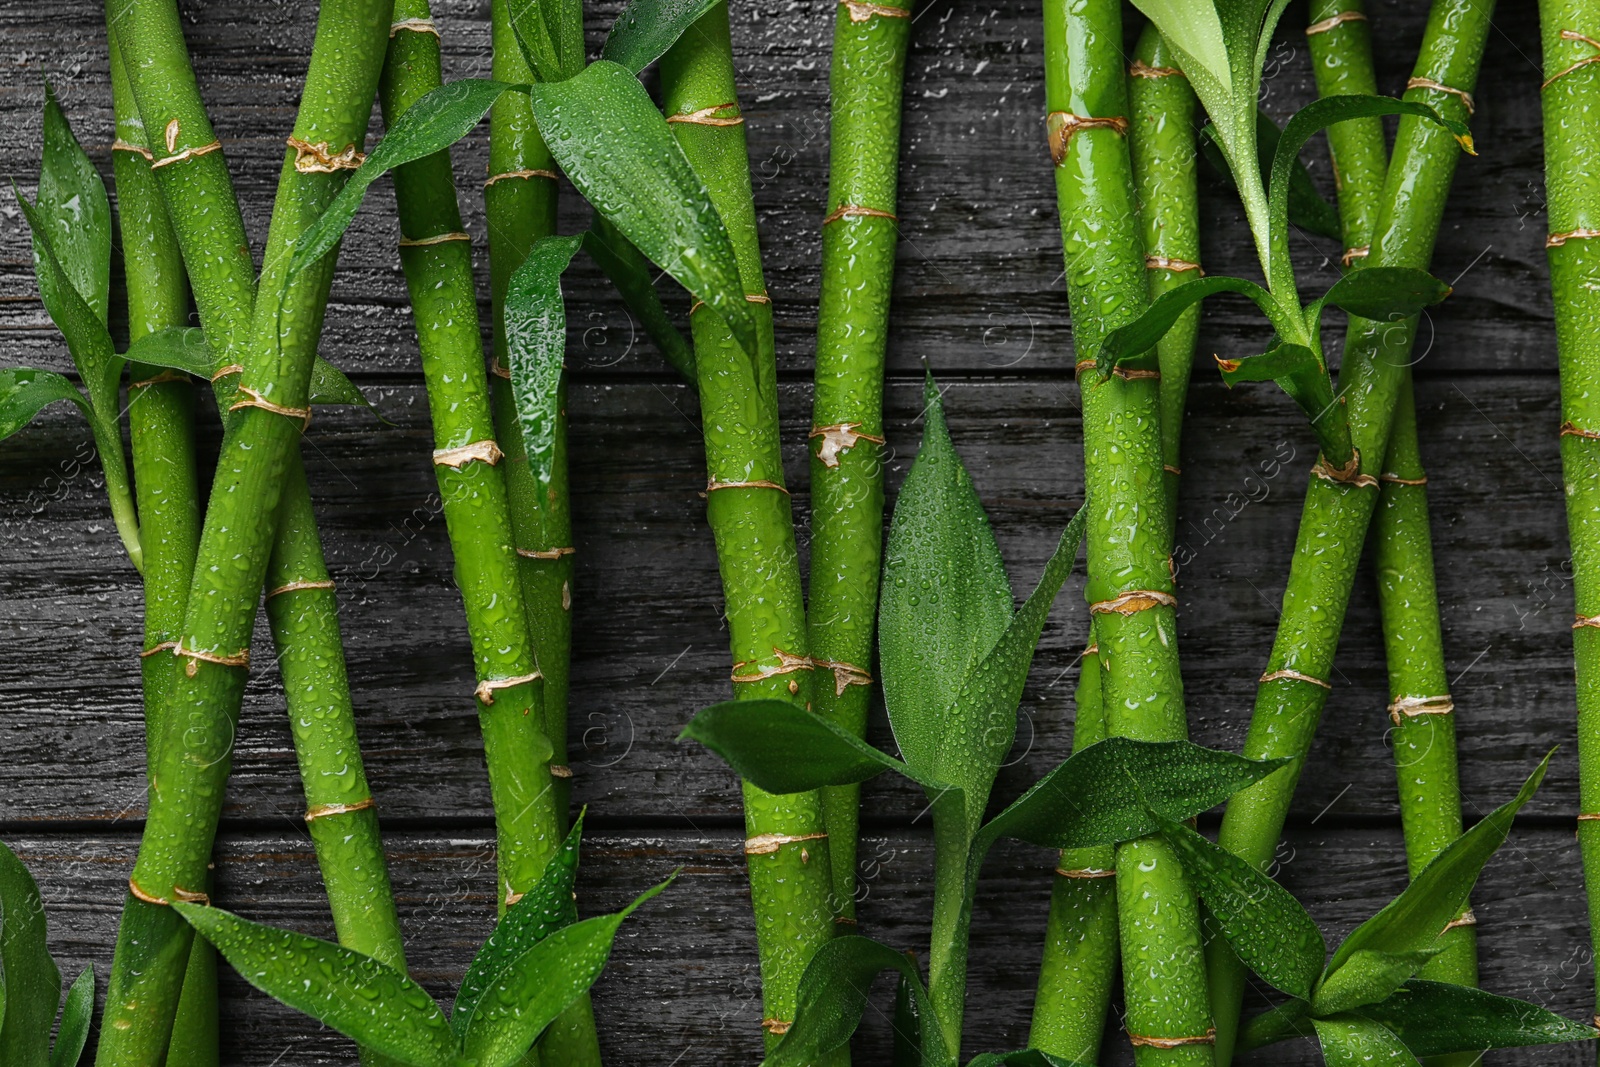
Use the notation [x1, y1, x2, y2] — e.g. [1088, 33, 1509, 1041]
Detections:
[1305, 9, 1367, 34]
[1549, 228, 1600, 248]
[489, 358, 512, 380]
[667, 103, 744, 126]
[229, 385, 312, 431]
[475, 671, 543, 706]
[390, 16, 439, 36]
[706, 479, 790, 496]
[1055, 866, 1115, 879]
[286, 136, 366, 173]
[762, 1019, 794, 1035]
[1128, 1028, 1217, 1049]
[689, 292, 771, 316]
[1579, 812, 1600, 821]
[840, 0, 910, 20]
[1089, 589, 1176, 616]
[131, 370, 188, 388]
[1341, 245, 1370, 268]
[1406, 76, 1475, 115]
[433, 440, 504, 468]
[1260, 668, 1332, 690]
[834, 915, 859, 925]
[174, 639, 250, 678]
[813, 658, 873, 696]
[1442, 908, 1477, 931]
[1387, 694, 1454, 725]
[112, 138, 154, 160]
[824, 203, 898, 225]
[731, 648, 815, 685]
[485, 168, 559, 187]
[140, 640, 180, 659]
[810, 423, 887, 468]
[1162, 464, 1182, 476]
[1145, 254, 1202, 274]
[746, 832, 828, 856]
[1312, 451, 1378, 488]
[1380, 472, 1428, 486]
[1129, 59, 1184, 78]
[129, 877, 169, 905]
[1114, 366, 1160, 381]
[150, 140, 223, 170]
[1543, 31, 1600, 90]
[305, 798, 375, 823]
[266, 578, 336, 600]
[549, 764, 574, 779]
[1563, 421, 1600, 441]
[518, 545, 577, 560]
[210, 363, 244, 382]
[400, 231, 471, 248]
[1046, 111, 1129, 165]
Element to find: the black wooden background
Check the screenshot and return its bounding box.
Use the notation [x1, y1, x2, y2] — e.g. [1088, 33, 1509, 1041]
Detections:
[0, 0, 1584, 1062]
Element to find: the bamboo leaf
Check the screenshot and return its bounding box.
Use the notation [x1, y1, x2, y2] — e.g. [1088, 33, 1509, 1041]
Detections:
[1312, 1015, 1421, 1067]
[892, 970, 922, 1067]
[459, 877, 673, 1067]
[680, 699, 916, 792]
[124, 326, 215, 378]
[173, 902, 457, 1067]
[523, 61, 758, 359]
[506, 0, 565, 82]
[50, 967, 93, 1067]
[1200, 113, 1344, 241]
[0, 368, 91, 441]
[1352, 980, 1598, 1057]
[307, 356, 383, 418]
[762, 936, 948, 1067]
[583, 213, 696, 383]
[1237, 999, 1315, 1051]
[1096, 275, 1278, 373]
[37, 83, 111, 323]
[505, 234, 584, 486]
[1313, 949, 1443, 1017]
[931, 505, 1088, 834]
[1150, 811, 1325, 1000]
[1127, 0, 1228, 86]
[292, 79, 518, 278]
[0, 840, 62, 1067]
[977, 738, 1289, 852]
[1315, 267, 1452, 324]
[602, 0, 721, 74]
[1215, 339, 1318, 387]
[878, 372, 1014, 779]
[452, 815, 586, 1038]
[1324, 752, 1551, 977]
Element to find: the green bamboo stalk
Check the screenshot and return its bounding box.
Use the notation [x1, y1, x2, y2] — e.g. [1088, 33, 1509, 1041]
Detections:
[97, 1, 395, 1062]
[384, 10, 601, 1063]
[1539, 0, 1600, 1033]
[658, 8, 840, 1054]
[1045, 3, 1210, 1063]
[805, 0, 915, 925]
[1206, 3, 1493, 1062]
[1305, 0, 1387, 269]
[110, 40, 219, 1067]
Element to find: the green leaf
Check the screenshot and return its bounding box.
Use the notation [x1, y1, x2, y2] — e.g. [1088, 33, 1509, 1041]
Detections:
[506, 0, 565, 82]
[1128, 0, 1228, 87]
[878, 373, 1013, 779]
[1353, 980, 1598, 1057]
[1316, 267, 1452, 323]
[602, 0, 721, 74]
[1199, 117, 1341, 241]
[583, 213, 695, 384]
[37, 83, 111, 324]
[1214, 339, 1318, 387]
[1237, 999, 1315, 1051]
[452, 814, 586, 1038]
[460, 877, 673, 1067]
[1312, 1015, 1421, 1067]
[965, 1053, 1089, 1067]
[523, 61, 758, 360]
[892, 970, 922, 1067]
[173, 902, 456, 1067]
[1272, 95, 1471, 242]
[292, 79, 517, 279]
[1313, 949, 1443, 1017]
[931, 505, 1088, 834]
[306, 357, 382, 418]
[0, 368, 90, 441]
[0, 839, 62, 1067]
[762, 936, 948, 1067]
[1324, 752, 1551, 977]
[124, 326, 215, 378]
[505, 234, 584, 486]
[50, 967, 94, 1067]
[1150, 811, 1325, 1000]
[681, 699, 914, 792]
[978, 737, 1290, 852]
[1096, 275, 1279, 373]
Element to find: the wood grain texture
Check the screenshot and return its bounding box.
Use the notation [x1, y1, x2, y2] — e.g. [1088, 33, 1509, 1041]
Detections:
[0, 0, 1585, 1062]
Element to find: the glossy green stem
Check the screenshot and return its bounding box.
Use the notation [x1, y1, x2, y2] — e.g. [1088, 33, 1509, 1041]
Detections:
[659, 8, 840, 1056]
[97, 2, 394, 1063]
[1208, 4, 1492, 1063]
[110, 39, 218, 1067]
[386, 11, 600, 1063]
[807, 0, 914, 924]
[1047, 4, 1207, 1065]
[1306, 0, 1387, 260]
[1539, 0, 1600, 1030]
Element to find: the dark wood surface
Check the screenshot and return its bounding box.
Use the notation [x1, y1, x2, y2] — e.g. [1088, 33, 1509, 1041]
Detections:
[0, 0, 1585, 1063]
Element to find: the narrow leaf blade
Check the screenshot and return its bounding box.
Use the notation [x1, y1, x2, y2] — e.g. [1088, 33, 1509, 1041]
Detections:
[505, 234, 585, 485]
[1354, 980, 1599, 1057]
[583, 214, 696, 383]
[37, 83, 111, 323]
[0, 368, 90, 441]
[0, 840, 62, 1067]
[50, 967, 94, 1067]
[1313, 949, 1443, 1017]
[1097, 275, 1276, 372]
[124, 327, 215, 378]
[681, 699, 912, 792]
[1318, 267, 1452, 322]
[307, 355, 383, 419]
[1312, 1015, 1422, 1067]
[602, 0, 721, 73]
[1215, 340, 1318, 387]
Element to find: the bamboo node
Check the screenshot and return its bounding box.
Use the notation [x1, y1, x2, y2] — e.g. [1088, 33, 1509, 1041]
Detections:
[549, 764, 574, 779]
[1128, 1028, 1217, 1049]
[485, 168, 559, 187]
[173, 639, 250, 676]
[705, 479, 791, 496]
[1341, 245, 1371, 268]
[111, 138, 154, 160]
[1114, 366, 1161, 381]
[810, 422, 886, 468]
[1046, 111, 1129, 164]
[305, 798, 376, 822]
[1562, 421, 1600, 440]
[1311, 451, 1377, 488]
[1088, 589, 1176, 616]
[1380, 472, 1428, 486]
[518, 545, 577, 560]
[732, 647, 815, 684]
[1387, 694, 1454, 725]
[689, 292, 771, 316]
[210, 363, 244, 382]
[1574, 613, 1600, 629]
[667, 103, 744, 126]
[1162, 464, 1182, 476]
[229, 385, 312, 431]
[840, 0, 909, 19]
[762, 1018, 794, 1035]
[475, 672, 542, 705]
[140, 640, 180, 659]
[128, 877, 169, 906]
[390, 16, 439, 36]
[505, 888, 525, 907]
[286, 136, 366, 173]
[1305, 9, 1367, 34]
[432, 440, 504, 468]
[1055, 866, 1115, 879]
[813, 658, 873, 696]
[1129, 59, 1185, 78]
[1578, 812, 1600, 820]
[1145, 254, 1202, 274]
[834, 915, 859, 925]
[1442, 908, 1477, 931]
[399, 231, 471, 248]
[265, 578, 336, 600]
[1406, 76, 1475, 115]
[824, 203, 899, 225]
[150, 139, 222, 170]
[1543, 31, 1600, 90]
[1259, 668, 1331, 690]
[1548, 229, 1600, 248]
[1081, 643, 1099, 656]
[489, 358, 512, 380]
[130, 369, 188, 388]
[745, 832, 828, 856]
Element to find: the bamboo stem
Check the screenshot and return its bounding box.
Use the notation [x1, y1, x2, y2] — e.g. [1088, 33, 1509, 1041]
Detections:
[658, 8, 841, 1055]
[806, 0, 915, 924]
